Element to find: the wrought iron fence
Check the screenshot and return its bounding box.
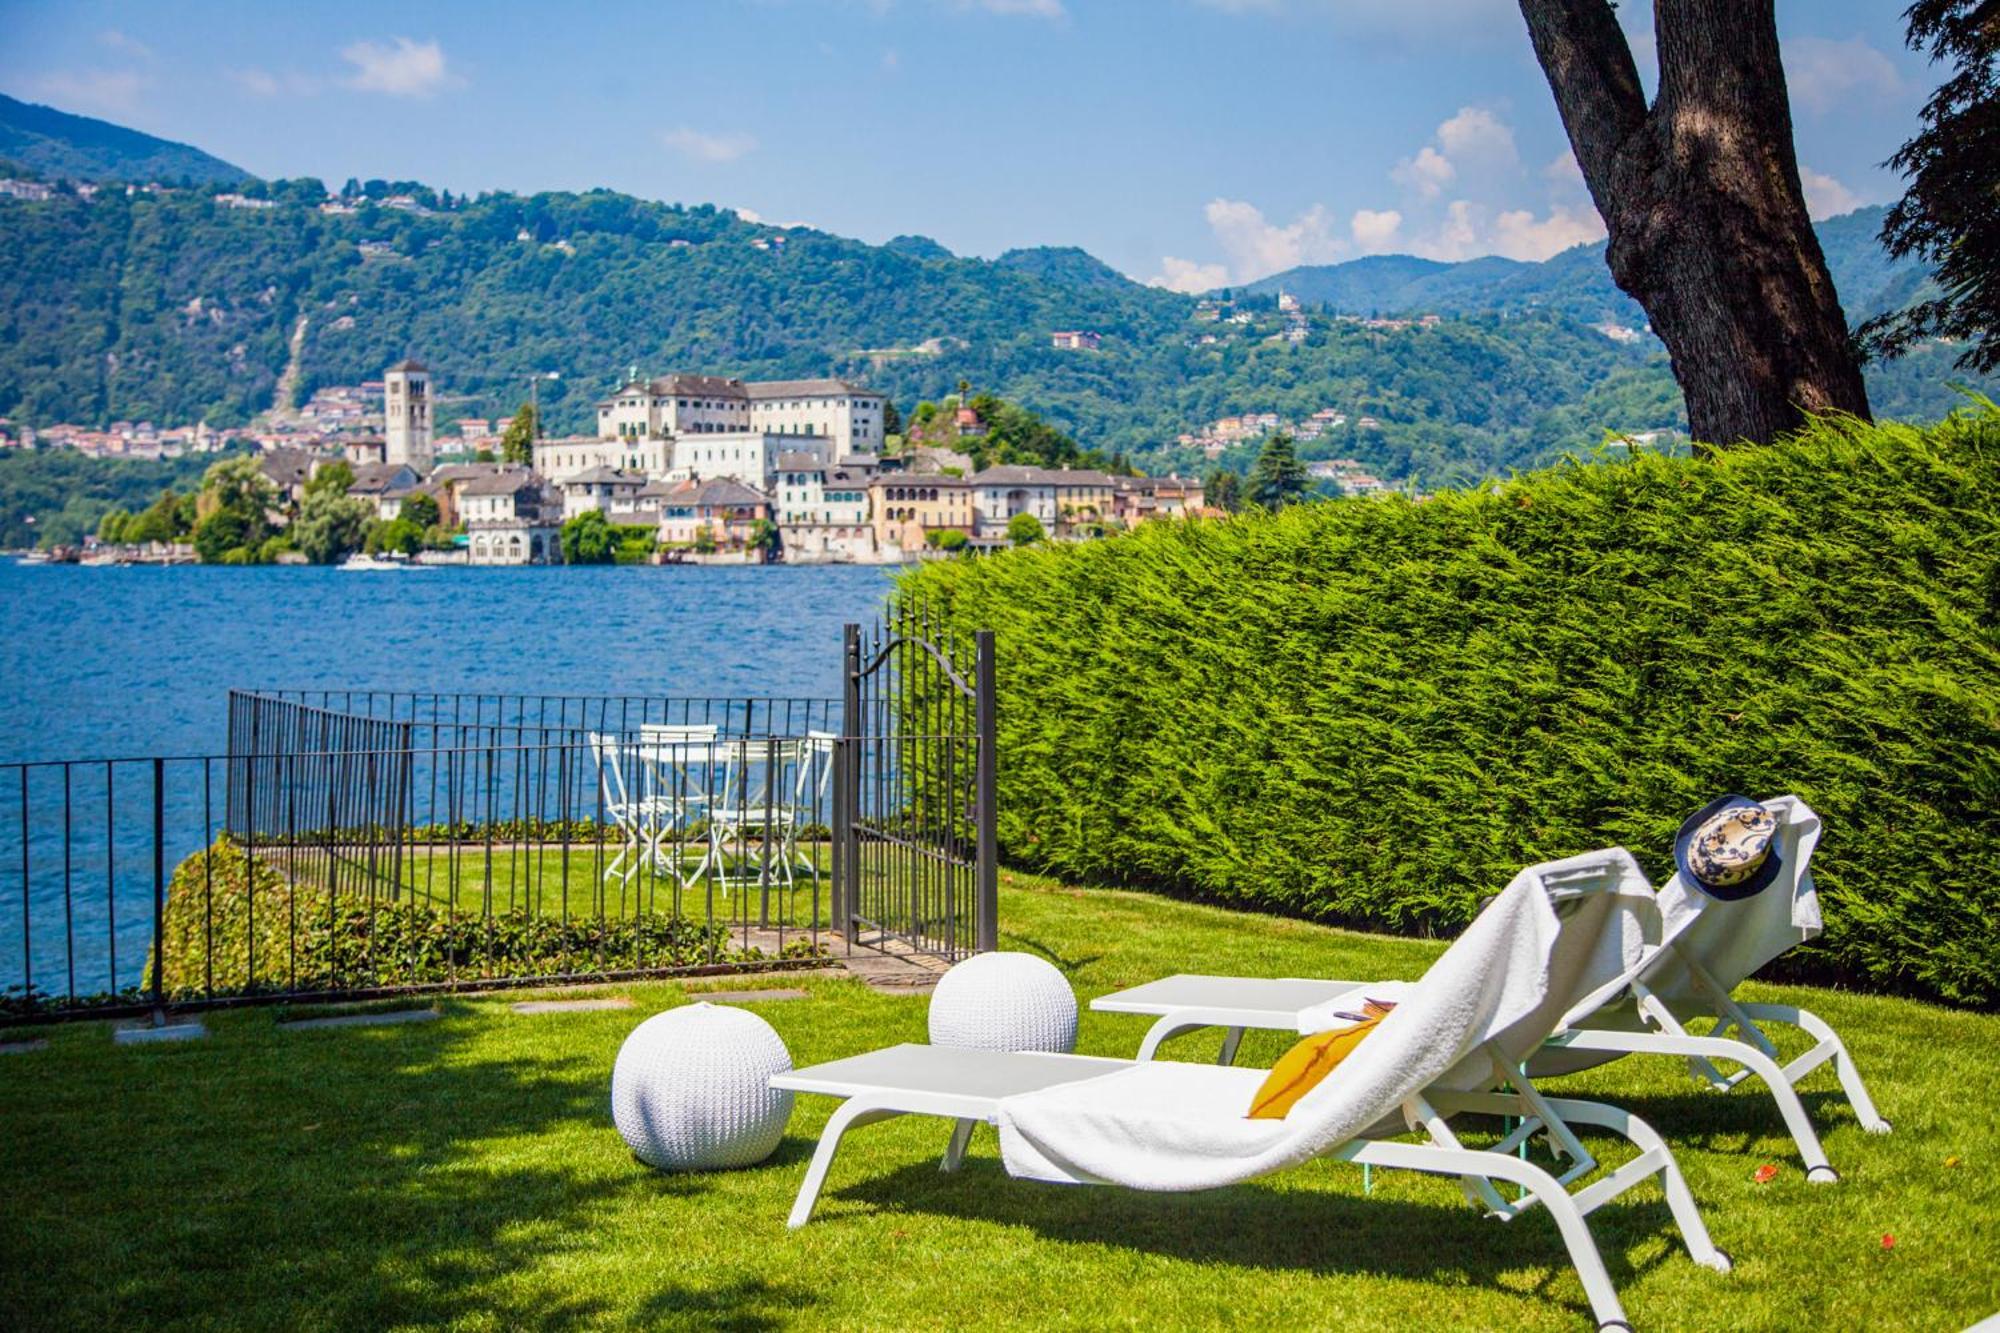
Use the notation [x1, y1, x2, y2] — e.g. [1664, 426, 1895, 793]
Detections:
[3, 724, 851, 1024]
[4, 659, 996, 1023]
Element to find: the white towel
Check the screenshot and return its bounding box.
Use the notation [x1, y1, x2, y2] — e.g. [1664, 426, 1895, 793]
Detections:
[1648, 794, 1823, 1001]
[996, 847, 1656, 1191]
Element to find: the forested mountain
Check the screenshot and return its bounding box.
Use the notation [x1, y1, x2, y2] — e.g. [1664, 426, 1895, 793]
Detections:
[1245, 207, 1929, 328]
[0, 160, 1986, 487]
[0, 93, 252, 187]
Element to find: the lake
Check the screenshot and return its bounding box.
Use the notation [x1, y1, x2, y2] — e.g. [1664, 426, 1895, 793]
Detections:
[0, 563, 897, 763]
[0, 562, 898, 996]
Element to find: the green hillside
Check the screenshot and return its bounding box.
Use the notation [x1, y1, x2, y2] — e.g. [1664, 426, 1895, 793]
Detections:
[0, 92, 253, 187]
[0, 180, 1988, 487]
[1245, 207, 1931, 327]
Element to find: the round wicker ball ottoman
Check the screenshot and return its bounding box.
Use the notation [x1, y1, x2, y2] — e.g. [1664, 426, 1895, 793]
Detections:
[611, 1003, 795, 1170]
[928, 951, 1078, 1053]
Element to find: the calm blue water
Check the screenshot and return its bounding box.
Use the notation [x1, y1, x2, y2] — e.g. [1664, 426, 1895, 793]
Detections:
[0, 563, 896, 998]
[0, 563, 895, 763]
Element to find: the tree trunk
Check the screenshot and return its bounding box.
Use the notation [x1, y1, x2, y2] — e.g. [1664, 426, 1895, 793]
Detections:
[1518, 0, 1871, 448]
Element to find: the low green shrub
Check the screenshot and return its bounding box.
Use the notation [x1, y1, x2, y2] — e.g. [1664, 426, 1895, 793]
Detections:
[905, 408, 2000, 1005]
[148, 839, 807, 1001]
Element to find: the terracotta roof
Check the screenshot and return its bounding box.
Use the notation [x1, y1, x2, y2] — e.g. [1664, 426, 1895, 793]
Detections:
[972, 465, 1114, 487]
[649, 373, 748, 399]
[562, 465, 641, 486]
[689, 477, 768, 507]
[744, 378, 880, 401]
[459, 468, 542, 497]
[346, 462, 420, 494]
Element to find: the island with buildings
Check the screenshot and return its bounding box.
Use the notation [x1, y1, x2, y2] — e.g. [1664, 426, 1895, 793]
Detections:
[216, 359, 1209, 566]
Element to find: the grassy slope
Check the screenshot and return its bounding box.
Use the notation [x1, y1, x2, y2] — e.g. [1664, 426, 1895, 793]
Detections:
[3, 870, 1995, 1331]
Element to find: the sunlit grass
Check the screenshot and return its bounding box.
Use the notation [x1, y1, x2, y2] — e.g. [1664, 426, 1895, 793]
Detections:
[3, 869, 1995, 1330]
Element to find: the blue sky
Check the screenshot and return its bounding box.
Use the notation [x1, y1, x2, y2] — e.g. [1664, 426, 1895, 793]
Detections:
[0, 1, 1937, 288]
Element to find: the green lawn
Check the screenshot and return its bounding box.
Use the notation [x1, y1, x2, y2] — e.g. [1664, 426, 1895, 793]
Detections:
[3, 870, 1995, 1330]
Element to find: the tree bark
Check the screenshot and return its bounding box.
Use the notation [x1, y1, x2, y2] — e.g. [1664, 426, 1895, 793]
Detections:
[1518, 0, 1872, 447]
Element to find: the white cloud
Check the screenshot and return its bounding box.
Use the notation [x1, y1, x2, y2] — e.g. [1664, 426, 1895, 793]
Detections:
[98, 30, 154, 61]
[734, 206, 764, 223]
[1786, 35, 1903, 116]
[1435, 106, 1516, 167]
[1393, 106, 1517, 202]
[29, 69, 149, 116]
[1146, 255, 1230, 294]
[1349, 208, 1403, 253]
[1203, 197, 1348, 282]
[1799, 166, 1863, 222]
[1490, 204, 1605, 259]
[340, 37, 458, 97]
[232, 68, 325, 98]
[958, 0, 1065, 16]
[663, 127, 759, 164]
[1391, 146, 1454, 200]
[1543, 149, 1584, 187]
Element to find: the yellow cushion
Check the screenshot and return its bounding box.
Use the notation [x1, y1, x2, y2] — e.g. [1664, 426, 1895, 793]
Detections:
[1246, 999, 1394, 1120]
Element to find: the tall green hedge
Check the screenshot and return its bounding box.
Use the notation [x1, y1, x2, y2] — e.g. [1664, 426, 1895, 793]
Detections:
[905, 409, 2000, 1006]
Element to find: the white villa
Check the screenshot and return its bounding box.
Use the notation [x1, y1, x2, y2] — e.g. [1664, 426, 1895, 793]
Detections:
[969, 465, 1117, 539]
[595, 372, 887, 459]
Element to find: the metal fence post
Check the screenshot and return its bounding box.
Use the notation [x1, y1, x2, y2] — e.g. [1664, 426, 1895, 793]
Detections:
[837, 623, 862, 945]
[974, 629, 998, 954]
[152, 756, 166, 1020]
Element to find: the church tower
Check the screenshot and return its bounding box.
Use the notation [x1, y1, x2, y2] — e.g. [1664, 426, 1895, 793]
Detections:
[384, 359, 434, 473]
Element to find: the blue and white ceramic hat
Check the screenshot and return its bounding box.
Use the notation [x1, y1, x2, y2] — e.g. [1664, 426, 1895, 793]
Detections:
[1674, 794, 1782, 901]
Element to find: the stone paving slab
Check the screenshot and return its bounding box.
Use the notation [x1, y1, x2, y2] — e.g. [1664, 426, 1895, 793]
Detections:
[687, 988, 811, 1004]
[511, 997, 635, 1014]
[278, 1008, 440, 1031]
[114, 1020, 209, 1045]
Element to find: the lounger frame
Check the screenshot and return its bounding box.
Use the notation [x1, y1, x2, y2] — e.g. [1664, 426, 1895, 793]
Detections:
[774, 1041, 1730, 1331]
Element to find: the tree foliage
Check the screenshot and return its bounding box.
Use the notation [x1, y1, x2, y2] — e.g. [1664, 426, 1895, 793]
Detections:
[290, 484, 371, 564]
[560, 509, 615, 564]
[500, 404, 536, 466]
[192, 455, 274, 562]
[1006, 511, 1045, 545]
[907, 405, 2000, 1006]
[1246, 431, 1310, 510]
[1864, 0, 2000, 374]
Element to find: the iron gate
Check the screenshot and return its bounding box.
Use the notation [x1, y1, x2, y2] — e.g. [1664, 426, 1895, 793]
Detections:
[832, 606, 996, 961]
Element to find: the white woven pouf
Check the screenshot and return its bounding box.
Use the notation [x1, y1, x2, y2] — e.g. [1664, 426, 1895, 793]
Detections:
[928, 951, 1078, 1053]
[611, 1003, 794, 1170]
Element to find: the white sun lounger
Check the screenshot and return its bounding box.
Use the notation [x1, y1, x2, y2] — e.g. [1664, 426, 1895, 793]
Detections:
[1091, 799, 1889, 1182]
[775, 849, 1730, 1331]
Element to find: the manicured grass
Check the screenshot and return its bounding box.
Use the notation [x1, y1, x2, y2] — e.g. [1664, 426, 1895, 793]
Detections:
[3, 870, 1996, 1330]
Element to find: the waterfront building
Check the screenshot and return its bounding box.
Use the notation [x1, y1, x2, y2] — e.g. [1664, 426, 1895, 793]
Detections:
[384, 360, 435, 473]
[1110, 473, 1207, 525]
[673, 432, 824, 490]
[346, 461, 425, 520]
[656, 477, 772, 555]
[594, 372, 887, 459]
[745, 379, 887, 456]
[256, 445, 327, 507]
[870, 474, 974, 553]
[969, 465, 1115, 539]
[558, 466, 645, 519]
[538, 435, 673, 482]
[461, 467, 559, 565]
